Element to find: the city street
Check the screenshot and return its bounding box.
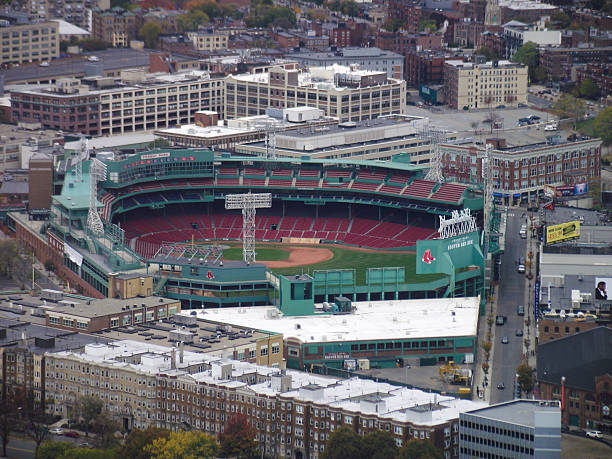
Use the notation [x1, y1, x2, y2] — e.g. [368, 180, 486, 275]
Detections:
[489, 210, 529, 404]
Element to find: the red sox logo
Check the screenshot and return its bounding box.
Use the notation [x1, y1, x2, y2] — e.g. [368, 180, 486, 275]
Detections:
[207, 270, 215, 279]
[422, 249, 436, 264]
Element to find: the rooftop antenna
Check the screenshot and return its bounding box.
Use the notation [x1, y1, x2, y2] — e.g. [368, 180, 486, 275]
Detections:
[225, 193, 272, 264]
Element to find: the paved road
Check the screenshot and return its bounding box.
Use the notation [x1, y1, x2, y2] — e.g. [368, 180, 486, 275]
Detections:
[490, 210, 528, 404]
[528, 94, 554, 109]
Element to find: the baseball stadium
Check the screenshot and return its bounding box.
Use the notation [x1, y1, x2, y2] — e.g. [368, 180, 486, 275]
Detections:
[9, 148, 489, 312]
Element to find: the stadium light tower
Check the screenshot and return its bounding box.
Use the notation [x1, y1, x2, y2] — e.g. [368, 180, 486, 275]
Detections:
[87, 158, 107, 236]
[225, 193, 272, 264]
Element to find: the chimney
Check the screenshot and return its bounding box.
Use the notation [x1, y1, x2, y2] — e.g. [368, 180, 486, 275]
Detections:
[179, 341, 184, 364]
[171, 347, 176, 370]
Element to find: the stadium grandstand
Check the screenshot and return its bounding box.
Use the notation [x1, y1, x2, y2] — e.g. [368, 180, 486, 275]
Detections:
[8, 149, 485, 308]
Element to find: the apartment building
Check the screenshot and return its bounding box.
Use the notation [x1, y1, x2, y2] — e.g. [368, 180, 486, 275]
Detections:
[10, 70, 225, 136]
[225, 64, 406, 122]
[24, 0, 108, 30]
[0, 20, 59, 66]
[444, 60, 528, 110]
[439, 135, 601, 204]
[406, 50, 464, 88]
[91, 7, 138, 47]
[576, 63, 612, 98]
[45, 340, 485, 457]
[186, 29, 229, 51]
[503, 21, 561, 60]
[539, 46, 612, 83]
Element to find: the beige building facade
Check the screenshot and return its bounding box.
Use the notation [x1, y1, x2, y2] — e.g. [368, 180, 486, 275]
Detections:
[187, 30, 229, 51]
[225, 64, 407, 122]
[444, 60, 527, 110]
[0, 21, 59, 66]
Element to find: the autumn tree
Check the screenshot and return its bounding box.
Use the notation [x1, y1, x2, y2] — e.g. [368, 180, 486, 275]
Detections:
[398, 439, 443, 459]
[118, 427, 172, 459]
[219, 413, 259, 459]
[0, 396, 19, 458]
[517, 362, 536, 395]
[177, 10, 209, 32]
[38, 441, 76, 459]
[145, 430, 219, 459]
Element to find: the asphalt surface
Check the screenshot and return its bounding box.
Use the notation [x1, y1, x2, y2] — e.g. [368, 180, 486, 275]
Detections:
[489, 210, 529, 404]
[528, 94, 554, 109]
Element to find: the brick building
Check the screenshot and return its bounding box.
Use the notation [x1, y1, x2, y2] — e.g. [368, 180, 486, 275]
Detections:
[576, 63, 612, 98]
[28, 152, 54, 211]
[406, 50, 464, 88]
[453, 20, 486, 49]
[91, 7, 138, 47]
[45, 339, 486, 457]
[537, 327, 612, 430]
[376, 31, 443, 56]
[387, 0, 422, 34]
[10, 70, 224, 136]
[439, 135, 601, 204]
[539, 46, 612, 83]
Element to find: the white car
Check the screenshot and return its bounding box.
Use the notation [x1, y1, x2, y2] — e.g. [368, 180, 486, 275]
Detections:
[586, 430, 602, 439]
[544, 124, 557, 131]
[39, 61, 49, 67]
[49, 427, 64, 435]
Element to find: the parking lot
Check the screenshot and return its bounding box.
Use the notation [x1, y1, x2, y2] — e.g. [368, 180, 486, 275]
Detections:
[404, 105, 558, 138]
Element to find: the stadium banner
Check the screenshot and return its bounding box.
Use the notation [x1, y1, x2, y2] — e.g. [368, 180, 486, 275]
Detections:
[416, 231, 482, 276]
[555, 183, 588, 197]
[546, 220, 580, 245]
[281, 237, 321, 244]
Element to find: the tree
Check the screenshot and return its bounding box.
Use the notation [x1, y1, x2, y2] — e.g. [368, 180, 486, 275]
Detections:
[398, 439, 443, 459]
[61, 448, 116, 459]
[475, 47, 499, 61]
[145, 430, 219, 459]
[321, 426, 364, 459]
[579, 79, 600, 100]
[593, 106, 612, 145]
[139, 22, 162, 49]
[553, 94, 586, 129]
[177, 10, 209, 32]
[533, 65, 547, 83]
[517, 362, 535, 395]
[512, 42, 539, 81]
[18, 388, 54, 457]
[80, 38, 110, 52]
[383, 18, 403, 32]
[38, 441, 75, 459]
[362, 430, 399, 459]
[0, 396, 19, 458]
[420, 19, 437, 33]
[219, 414, 259, 459]
[73, 396, 103, 437]
[118, 427, 171, 459]
[91, 411, 121, 449]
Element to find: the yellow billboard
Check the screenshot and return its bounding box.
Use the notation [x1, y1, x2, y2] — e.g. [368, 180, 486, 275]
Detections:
[546, 221, 581, 245]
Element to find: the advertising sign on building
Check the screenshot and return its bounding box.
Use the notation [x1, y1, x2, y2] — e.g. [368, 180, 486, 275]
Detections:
[546, 221, 580, 245]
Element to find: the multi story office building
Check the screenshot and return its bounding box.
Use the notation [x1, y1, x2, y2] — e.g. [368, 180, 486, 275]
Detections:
[459, 400, 561, 459]
[444, 60, 528, 110]
[286, 47, 404, 80]
[439, 135, 601, 204]
[10, 70, 225, 136]
[0, 19, 59, 66]
[45, 339, 485, 457]
[224, 64, 406, 122]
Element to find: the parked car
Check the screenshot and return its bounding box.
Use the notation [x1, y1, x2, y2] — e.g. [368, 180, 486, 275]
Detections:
[39, 61, 49, 67]
[49, 427, 64, 435]
[586, 430, 602, 439]
[78, 441, 93, 448]
[495, 105, 506, 109]
[529, 115, 541, 121]
[518, 103, 528, 108]
[64, 431, 80, 438]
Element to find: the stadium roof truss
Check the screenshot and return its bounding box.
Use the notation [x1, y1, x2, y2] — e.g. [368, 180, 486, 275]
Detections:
[153, 243, 224, 263]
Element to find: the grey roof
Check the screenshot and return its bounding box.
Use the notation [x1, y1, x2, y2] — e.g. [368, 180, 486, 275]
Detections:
[0, 181, 28, 195]
[463, 400, 560, 427]
[537, 326, 612, 391]
[0, 318, 109, 354]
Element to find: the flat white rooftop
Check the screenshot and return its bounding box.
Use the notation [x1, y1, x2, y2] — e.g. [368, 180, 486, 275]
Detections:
[186, 297, 480, 343]
[156, 124, 254, 138]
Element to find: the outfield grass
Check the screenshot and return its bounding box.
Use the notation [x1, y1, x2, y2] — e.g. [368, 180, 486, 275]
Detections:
[223, 247, 290, 261]
[202, 242, 448, 285]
